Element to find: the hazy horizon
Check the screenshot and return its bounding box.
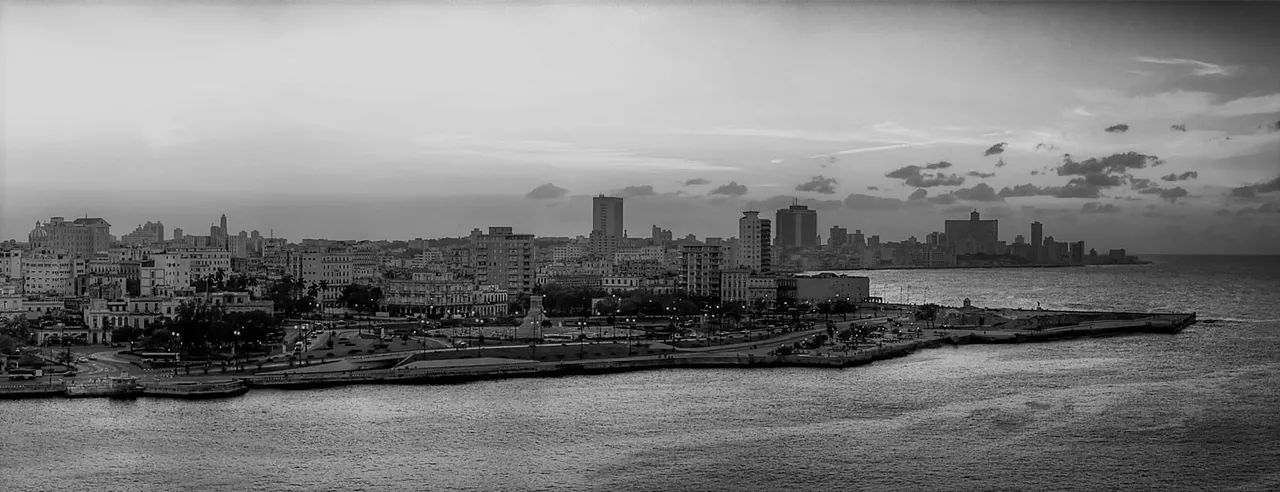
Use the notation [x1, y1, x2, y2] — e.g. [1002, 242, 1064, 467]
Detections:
[3, 1, 1278, 254]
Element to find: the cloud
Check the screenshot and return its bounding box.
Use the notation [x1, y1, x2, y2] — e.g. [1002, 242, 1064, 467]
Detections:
[526, 183, 568, 200]
[1034, 143, 1058, 152]
[1140, 186, 1189, 202]
[1030, 170, 1040, 176]
[995, 158, 1007, 168]
[1160, 171, 1199, 182]
[908, 188, 928, 201]
[866, 186, 879, 191]
[795, 175, 839, 194]
[1104, 124, 1130, 133]
[1131, 56, 1232, 76]
[1130, 178, 1155, 190]
[966, 171, 996, 178]
[684, 178, 710, 186]
[1229, 175, 1280, 199]
[709, 181, 748, 197]
[998, 182, 1102, 199]
[748, 195, 843, 211]
[885, 163, 965, 188]
[1081, 202, 1122, 214]
[770, 159, 783, 164]
[1259, 120, 1280, 133]
[1171, 124, 1187, 132]
[952, 183, 1003, 202]
[615, 185, 657, 198]
[843, 193, 908, 211]
[927, 193, 957, 205]
[983, 142, 1008, 156]
[420, 136, 738, 173]
[1056, 152, 1163, 176]
[1235, 201, 1280, 214]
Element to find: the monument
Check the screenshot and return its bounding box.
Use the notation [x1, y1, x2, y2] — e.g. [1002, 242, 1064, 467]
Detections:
[515, 295, 547, 340]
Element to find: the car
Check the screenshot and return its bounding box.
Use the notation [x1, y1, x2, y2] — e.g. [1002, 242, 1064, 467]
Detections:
[338, 337, 350, 342]
[77, 357, 89, 363]
[63, 370, 78, 377]
[88, 355, 97, 361]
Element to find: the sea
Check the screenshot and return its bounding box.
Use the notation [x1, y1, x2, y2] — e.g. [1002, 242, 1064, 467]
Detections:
[2, 254, 1278, 492]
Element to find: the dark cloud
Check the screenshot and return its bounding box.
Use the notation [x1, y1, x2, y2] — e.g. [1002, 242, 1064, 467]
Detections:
[795, 175, 839, 194]
[942, 205, 972, 215]
[908, 188, 928, 201]
[925, 161, 953, 170]
[885, 164, 965, 188]
[927, 194, 957, 205]
[1229, 175, 1280, 199]
[1067, 174, 1124, 188]
[843, 193, 907, 211]
[1160, 171, 1199, 182]
[1081, 202, 1122, 214]
[1216, 209, 1233, 216]
[1171, 124, 1187, 132]
[983, 143, 1008, 156]
[615, 185, 657, 198]
[1130, 178, 1155, 190]
[1030, 170, 1040, 176]
[997, 182, 1102, 199]
[1140, 186, 1189, 202]
[866, 186, 879, 191]
[1105, 124, 1130, 133]
[966, 171, 996, 178]
[995, 158, 1007, 168]
[986, 206, 1014, 219]
[683, 178, 710, 186]
[1034, 143, 1058, 152]
[1056, 152, 1163, 176]
[952, 183, 1003, 202]
[525, 183, 568, 200]
[1258, 120, 1280, 132]
[1237, 201, 1280, 214]
[709, 181, 748, 197]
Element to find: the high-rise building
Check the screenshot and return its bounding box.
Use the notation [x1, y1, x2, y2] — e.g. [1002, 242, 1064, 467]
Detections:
[590, 196, 624, 260]
[775, 204, 818, 248]
[174, 228, 184, 241]
[122, 221, 165, 245]
[1031, 221, 1044, 263]
[300, 248, 352, 307]
[679, 244, 723, 299]
[944, 210, 1000, 255]
[28, 217, 112, 259]
[851, 230, 866, 248]
[650, 225, 673, 244]
[736, 211, 772, 273]
[829, 226, 848, 248]
[471, 226, 537, 295]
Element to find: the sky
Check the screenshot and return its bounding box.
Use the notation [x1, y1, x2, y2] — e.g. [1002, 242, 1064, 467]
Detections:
[2, 1, 1279, 254]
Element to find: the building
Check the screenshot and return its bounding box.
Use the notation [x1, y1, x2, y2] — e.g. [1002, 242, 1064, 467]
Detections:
[679, 244, 724, 299]
[1031, 221, 1044, 263]
[829, 226, 848, 248]
[121, 221, 166, 245]
[27, 217, 112, 258]
[384, 271, 474, 316]
[794, 274, 871, 304]
[601, 276, 641, 294]
[550, 244, 586, 262]
[719, 267, 752, 305]
[650, 225, 673, 244]
[775, 203, 818, 248]
[589, 195, 625, 260]
[21, 251, 85, 296]
[1070, 241, 1086, 264]
[944, 210, 1000, 255]
[472, 285, 509, 317]
[471, 227, 537, 295]
[736, 211, 772, 273]
[0, 249, 23, 287]
[300, 249, 353, 307]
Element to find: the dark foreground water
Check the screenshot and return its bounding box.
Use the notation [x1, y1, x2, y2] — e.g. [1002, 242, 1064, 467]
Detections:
[3, 255, 1279, 491]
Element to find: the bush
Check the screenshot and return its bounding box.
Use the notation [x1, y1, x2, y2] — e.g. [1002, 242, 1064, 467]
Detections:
[326, 352, 334, 357]
[348, 349, 362, 355]
[306, 354, 315, 359]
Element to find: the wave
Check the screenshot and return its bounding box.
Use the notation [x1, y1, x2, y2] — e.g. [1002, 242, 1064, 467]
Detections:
[1198, 318, 1280, 324]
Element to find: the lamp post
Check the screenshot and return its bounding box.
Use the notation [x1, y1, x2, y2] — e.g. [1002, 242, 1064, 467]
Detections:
[232, 329, 241, 371]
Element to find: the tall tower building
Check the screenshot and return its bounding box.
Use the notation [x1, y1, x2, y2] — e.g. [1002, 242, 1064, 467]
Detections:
[1031, 221, 1044, 264]
[775, 203, 818, 248]
[220, 214, 228, 237]
[736, 211, 772, 273]
[590, 195, 624, 260]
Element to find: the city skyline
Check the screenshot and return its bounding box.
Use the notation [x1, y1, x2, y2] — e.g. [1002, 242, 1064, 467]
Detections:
[3, 2, 1279, 254]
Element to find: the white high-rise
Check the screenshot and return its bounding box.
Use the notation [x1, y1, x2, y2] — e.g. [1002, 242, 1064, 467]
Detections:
[736, 211, 772, 273]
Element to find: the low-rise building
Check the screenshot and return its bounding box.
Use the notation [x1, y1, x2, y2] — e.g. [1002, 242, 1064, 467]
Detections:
[794, 273, 870, 304]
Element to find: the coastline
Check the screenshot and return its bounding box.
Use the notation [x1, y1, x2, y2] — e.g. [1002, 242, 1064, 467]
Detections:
[2, 311, 1196, 398]
[812, 261, 1152, 272]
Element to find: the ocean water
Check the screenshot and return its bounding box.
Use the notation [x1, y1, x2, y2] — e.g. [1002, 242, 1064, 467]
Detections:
[2, 255, 1278, 491]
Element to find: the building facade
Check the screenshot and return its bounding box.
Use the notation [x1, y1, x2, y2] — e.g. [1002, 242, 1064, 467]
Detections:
[471, 227, 537, 295]
[775, 204, 818, 248]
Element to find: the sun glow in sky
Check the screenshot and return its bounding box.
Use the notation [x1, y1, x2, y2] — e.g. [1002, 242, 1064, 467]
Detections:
[2, 2, 1278, 253]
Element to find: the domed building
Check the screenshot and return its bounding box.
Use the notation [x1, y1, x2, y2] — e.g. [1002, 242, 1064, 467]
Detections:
[26, 216, 111, 259]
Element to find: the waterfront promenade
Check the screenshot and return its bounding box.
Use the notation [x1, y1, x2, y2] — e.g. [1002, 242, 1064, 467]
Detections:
[1, 309, 1196, 399]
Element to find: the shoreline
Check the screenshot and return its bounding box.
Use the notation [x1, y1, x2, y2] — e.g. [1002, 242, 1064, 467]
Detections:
[810, 261, 1151, 272]
[1, 312, 1196, 399]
